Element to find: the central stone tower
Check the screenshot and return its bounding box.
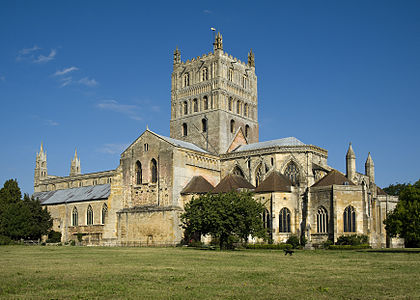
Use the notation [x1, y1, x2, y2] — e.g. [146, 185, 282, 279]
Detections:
[169, 33, 259, 154]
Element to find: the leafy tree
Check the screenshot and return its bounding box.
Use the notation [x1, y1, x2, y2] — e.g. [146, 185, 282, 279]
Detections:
[384, 179, 420, 247]
[383, 182, 410, 196]
[0, 179, 52, 241]
[181, 191, 267, 249]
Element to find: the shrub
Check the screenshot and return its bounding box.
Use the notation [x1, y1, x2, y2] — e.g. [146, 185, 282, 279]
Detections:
[322, 240, 333, 249]
[336, 234, 368, 246]
[46, 230, 62, 243]
[328, 244, 371, 250]
[286, 235, 300, 249]
[246, 243, 292, 250]
[77, 233, 83, 243]
[0, 235, 13, 245]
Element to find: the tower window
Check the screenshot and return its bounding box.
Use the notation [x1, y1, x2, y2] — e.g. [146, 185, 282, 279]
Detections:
[242, 75, 248, 88]
[236, 101, 241, 114]
[135, 161, 142, 185]
[144, 143, 149, 152]
[87, 205, 93, 225]
[150, 158, 158, 183]
[203, 96, 208, 110]
[244, 103, 249, 117]
[228, 68, 233, 81]
[193, 99, 198, 112]
[183, 73, 190, 87]
[245, 125, 250, 138]
[202, 118, 207, 132]
[183, 101, 188, 115]
[182, 123, 188, 136]
[228, 97, 233, 111]
[230, 119, 235, 133]
[202, 68, 208, 81]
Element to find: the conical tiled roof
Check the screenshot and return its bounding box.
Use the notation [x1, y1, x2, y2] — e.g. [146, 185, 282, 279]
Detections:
[212, 174, 255, 193]
[254, 171, 292, 193]
[312, 170, 355, 187]
[181, 176, 214, 195]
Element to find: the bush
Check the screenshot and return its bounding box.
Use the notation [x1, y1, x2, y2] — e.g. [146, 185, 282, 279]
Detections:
[322, 240, 333, 249]
[336, 234, 368, 246]
[70, 240, 76, 246]
[46, 230, 62, 243]
[328, 244, 371, 250]
[246, 243, 292, 250]
[286, 235, 300, 249]
[77, 233, 83, 243]
[0, 235, 13, 245]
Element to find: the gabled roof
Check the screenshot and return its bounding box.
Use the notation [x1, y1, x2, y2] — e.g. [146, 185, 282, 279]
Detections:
[181, 176, 214, 195]
[254, 171, 292, 193]
[33, 184, 110, 205]
[212, 174, 255, 193]
[312, 170, 355, 187]
[233, 137, 305, 152]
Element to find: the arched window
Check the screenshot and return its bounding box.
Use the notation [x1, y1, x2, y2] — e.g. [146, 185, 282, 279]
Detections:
[230, 119, 235, 133]
[317, 206, 328, 233]
[344, 206, 356, 232]
[202, 118, 207, 132]
[72, 207, 78, 226]
[228, 68, 233, 81]
[263, 209, 271, 229]
[236, 101, 241, 114]
[285, 162, 299, 185]
[102, 204, 108, 225]
[182, 123, 187, 136]
[242, 75, 248, 88]
[244, 103, 249, 117]
[232, 166, 244, 177]
[193, 99, 198, 112]
[203, 96, 208, 110]
[183, 73, 190, 87]
[135, 161, 142, 184]
[202, 68, 208, 81]
[279, 207, 291, 233]
[183, 101, 188, 115]
[245, 125, 250, 138]
[87, 205, 93, 225]
[255, 164, 263, 187]
[228, 97, 233, 111]
[150, 158, 158, 183]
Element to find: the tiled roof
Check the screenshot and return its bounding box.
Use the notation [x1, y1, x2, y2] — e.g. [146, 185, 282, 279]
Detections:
[181, 176, 214, 195]
[312, 170, 355, 187]
[33, 184, 110, 205]
[212, 174, 255, 193]
[157, 134, 209, 154]
[254, 171, 292, 193]
[234, 137, 305, 152]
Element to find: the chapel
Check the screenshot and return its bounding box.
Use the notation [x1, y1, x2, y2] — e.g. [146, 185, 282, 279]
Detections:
[34, 33, 401, 248]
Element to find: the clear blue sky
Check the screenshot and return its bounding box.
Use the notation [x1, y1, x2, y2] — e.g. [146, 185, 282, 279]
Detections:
[0, 0, 419, 195]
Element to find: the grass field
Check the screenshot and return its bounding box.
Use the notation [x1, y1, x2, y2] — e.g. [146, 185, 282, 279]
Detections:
[0, 246, 419, 299]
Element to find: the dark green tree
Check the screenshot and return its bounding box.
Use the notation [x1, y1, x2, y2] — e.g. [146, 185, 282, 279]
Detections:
[384, 179, 420, 247]
[181, 191, 267, 249]
[383, 182, 410, 196]
[0, 179, 52, 241]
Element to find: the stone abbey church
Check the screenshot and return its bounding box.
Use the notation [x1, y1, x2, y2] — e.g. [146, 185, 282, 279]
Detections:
[34, 33, 400, 248]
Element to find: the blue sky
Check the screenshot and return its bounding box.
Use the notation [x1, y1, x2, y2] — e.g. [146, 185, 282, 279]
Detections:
[0, 0, 419, 194]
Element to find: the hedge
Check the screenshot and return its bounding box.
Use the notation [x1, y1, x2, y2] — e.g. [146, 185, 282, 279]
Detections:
[328, 244, 371, 250]
[246, 243, 292, 250]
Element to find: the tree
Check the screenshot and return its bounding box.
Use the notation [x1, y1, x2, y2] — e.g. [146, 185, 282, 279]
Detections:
[384, 179, 420, 247]
[0, 179, 52, 241]
[383, 182, 409, 196]
[181, 191, 267, 249]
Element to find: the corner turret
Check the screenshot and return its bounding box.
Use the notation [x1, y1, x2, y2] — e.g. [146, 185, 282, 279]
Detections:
[173, 46, 181, 65]
[213, 32, 223, 52]
[34, 142, 47, 185]
[70, 148, 81, 176]
[346, 142, 356, 181]
[365, 152, 375, 184]
[248, 49, 255, 67]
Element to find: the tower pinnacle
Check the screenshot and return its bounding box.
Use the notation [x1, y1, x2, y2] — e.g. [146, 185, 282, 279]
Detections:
[213, 32, 223, 51]
[248, 49, 255, 67]
[173, 46, 181, 65]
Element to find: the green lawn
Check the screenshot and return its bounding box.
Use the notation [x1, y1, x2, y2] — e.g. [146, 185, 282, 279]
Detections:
[0, 246, 419, 299]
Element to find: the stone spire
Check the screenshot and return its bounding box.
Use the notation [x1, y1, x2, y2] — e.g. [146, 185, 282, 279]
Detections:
[173, 46, 181, 65]
[346, 143, 356, 181]
[34, 142, 47, 184]
[70, 148, 81, 176]
[365, 152, 375, 184]
[213, 32, 223, 51]
[248, 49, 255, 67]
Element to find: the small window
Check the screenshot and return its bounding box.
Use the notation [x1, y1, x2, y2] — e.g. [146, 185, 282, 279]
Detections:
[244, 103, 249, 117]
[183, 73, 190, 87]
[193, 99, 198, 112]
[102, 204, 108, 225]
[271, 157, 274, 166]
[279, 207, 291, 233]
[93, 180, 97, 185]
[87, 205, 93, 225]
[135, 161, 142, 184]
[236, 101, 241, 114]
[144, 144, 149, 152]
[242, 75, 248, 88]
[202, 68, 208, 81]
[203, 96, 208, 110]
[228, 97, 233, 111]
[72, 207, 78, 226]
[202, 118, 207, 132]
[228, 68, 233, 81]
[230, 119, 235, 133]
[263, 209, 271, 229]
[245, 125, 250, 138]
[182, 123, 188, 136]
[150, 158, 158, 183]
[183, 101, 188, 115]
[233, 166, 244, 177]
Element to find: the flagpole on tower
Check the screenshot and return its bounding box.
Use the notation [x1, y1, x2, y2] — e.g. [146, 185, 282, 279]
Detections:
[211, 27, 216, 47]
